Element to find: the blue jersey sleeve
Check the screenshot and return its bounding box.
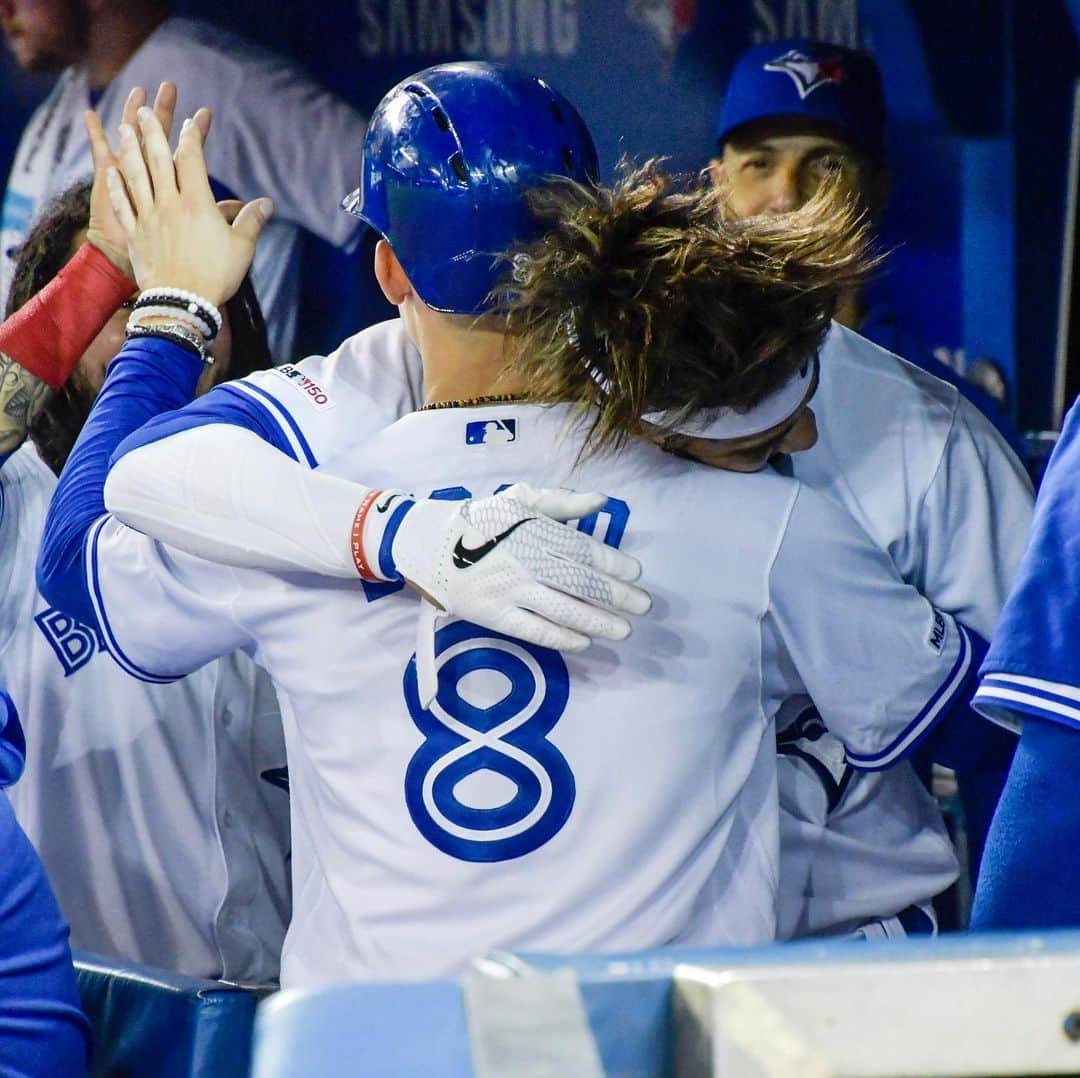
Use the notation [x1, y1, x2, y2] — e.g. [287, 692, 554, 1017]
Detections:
[0, 693, 89, 1075]
[36, 337, 204, 626]
[0, 792, 90, 1076]
[970, 718, 1080, 930]
[973, 396, 1080, 732]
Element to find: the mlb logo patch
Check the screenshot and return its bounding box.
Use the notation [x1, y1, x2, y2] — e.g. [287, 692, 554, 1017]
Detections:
[927, 608, 948, 654]
[466, 419, 517, 445]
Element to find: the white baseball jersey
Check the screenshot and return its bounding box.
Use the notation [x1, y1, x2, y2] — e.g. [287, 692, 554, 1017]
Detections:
[86, 402, 975, 987]
[223, 318, 1032, 936]
[240, 318, 1036, 937]
[119, 316, 1031, 938]
[0, 442, 289, 983]
[776, 322, 1033, 937]
[0, 16, 364, 362]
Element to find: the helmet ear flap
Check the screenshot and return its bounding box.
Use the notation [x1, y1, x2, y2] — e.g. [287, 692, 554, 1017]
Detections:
[340, 62, 599, 316]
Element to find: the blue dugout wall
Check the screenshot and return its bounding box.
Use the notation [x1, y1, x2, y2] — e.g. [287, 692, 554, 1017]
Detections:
[0, 0, 1071, 430]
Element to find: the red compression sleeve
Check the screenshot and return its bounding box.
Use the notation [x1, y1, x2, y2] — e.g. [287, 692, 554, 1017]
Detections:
[0, 243, 135, 390]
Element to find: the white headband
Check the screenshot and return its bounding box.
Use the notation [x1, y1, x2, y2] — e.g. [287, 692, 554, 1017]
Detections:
[642, 354, 818, 441]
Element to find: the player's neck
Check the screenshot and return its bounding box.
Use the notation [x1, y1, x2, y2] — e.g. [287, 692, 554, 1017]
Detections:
[81, 6, 167, 92]
[417, 321, 528, 407]
[834, 287, 865, 333]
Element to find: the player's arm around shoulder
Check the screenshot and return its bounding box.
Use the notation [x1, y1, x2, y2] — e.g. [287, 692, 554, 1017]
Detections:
[915, 392, 1034, 637]
[109, 317, 420, 494]
[767, 480, 983, 772]
[102, 323, 424, 571]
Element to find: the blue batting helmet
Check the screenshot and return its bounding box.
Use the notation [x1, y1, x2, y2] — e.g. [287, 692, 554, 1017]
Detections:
[341, 62, 599, 315]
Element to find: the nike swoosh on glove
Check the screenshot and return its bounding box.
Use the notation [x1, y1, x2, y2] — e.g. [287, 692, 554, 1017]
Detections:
[358, 483, 651, 705]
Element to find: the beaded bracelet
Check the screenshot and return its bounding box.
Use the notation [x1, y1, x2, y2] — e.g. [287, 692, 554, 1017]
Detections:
[127, 303, 215, 341]
[135, 287, 223, 336]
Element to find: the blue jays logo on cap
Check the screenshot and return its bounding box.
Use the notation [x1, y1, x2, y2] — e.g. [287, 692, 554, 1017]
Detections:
[466, 419, 517, 445]
[715, 39, 885, 162]
[764, 48, 847, 100]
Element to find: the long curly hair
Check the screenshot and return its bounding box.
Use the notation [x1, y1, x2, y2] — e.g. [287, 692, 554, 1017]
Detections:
[499, 159, 877, 453]
[7, 180, 271, 474]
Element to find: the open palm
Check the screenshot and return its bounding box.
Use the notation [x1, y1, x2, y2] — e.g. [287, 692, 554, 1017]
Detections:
[85, 83, 203, 278]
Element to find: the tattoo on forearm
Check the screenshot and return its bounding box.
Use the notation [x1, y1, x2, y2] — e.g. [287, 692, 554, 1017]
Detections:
[0, 352, 51, 459]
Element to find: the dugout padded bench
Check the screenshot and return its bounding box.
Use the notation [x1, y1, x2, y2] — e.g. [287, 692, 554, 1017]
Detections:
[74, 951, 259, 1077]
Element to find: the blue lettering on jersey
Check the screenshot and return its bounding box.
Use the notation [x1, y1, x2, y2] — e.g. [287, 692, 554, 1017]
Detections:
[34, 608, 106, 677]
[492, 485, 630, 548]
[466, 419, 516, 445]
[575, 497, 630, 549]
[403, 621, 574, 862]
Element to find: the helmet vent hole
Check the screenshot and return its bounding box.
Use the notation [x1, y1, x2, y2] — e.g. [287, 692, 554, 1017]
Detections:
[449, 152, 469, 184]
[550, 101, 564, 124]
[562, 146, 574, 171]
[432, 107, 451, 132]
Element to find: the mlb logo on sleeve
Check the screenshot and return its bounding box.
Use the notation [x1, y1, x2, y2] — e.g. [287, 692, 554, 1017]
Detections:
[466, 419, 517, 445]
[927, 608, 948, 654]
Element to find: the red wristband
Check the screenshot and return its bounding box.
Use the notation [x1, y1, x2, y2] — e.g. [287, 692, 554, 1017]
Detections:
[0, 243, 135, 390]
[350, 489, 382, 582]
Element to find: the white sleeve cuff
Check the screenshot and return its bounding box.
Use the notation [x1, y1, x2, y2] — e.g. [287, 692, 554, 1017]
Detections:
[974, 672, 1080, 732]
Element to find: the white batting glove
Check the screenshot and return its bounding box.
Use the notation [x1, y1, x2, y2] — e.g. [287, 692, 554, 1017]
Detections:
[356, 484, 651, 705]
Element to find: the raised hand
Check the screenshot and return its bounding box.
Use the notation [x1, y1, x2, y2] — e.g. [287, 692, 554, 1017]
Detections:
[106, 102, 273, 306]
[85, 82, 206, 278]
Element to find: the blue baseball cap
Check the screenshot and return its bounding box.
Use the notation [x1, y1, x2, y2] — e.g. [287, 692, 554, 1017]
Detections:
[715, 38, 885, 161]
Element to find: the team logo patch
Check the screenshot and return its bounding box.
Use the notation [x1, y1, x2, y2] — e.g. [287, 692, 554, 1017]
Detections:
[764, 49, 847, 100]
[35, 608, 105, 677]
[927, 608, 948, 655]
[465, 418, 517, 445]
[268, 364, 335, 410]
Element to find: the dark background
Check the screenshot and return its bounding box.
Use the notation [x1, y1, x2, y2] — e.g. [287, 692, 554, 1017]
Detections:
[0, 0, 1073, 431]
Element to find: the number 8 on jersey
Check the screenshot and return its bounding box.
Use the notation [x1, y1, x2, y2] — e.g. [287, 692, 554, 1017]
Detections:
[402, 621, 574, 862]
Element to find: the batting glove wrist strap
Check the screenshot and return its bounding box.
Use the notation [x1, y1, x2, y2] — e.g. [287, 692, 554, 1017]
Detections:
[351, 489, 416, 582]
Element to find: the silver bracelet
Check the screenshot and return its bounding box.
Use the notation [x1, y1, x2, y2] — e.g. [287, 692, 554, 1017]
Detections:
[126, 322, 211, 365]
